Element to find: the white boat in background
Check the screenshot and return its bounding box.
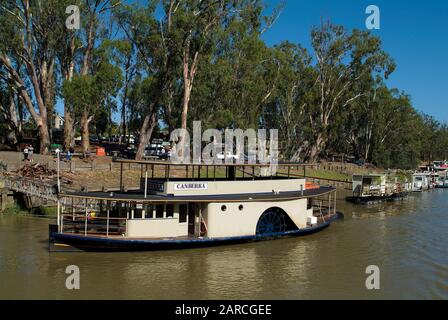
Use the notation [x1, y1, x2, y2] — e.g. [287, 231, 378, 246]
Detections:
[432, 160, 448, 171]
[435, 171, 448, 188]
[412, 172, 431, 192]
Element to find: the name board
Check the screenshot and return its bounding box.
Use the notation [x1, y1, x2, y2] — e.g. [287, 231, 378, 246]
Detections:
[145, 181, 165, 192]
[174, 183, 208, 191]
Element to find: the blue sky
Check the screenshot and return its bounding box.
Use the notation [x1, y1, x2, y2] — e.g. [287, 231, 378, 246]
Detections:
[262, 0, 448, 122]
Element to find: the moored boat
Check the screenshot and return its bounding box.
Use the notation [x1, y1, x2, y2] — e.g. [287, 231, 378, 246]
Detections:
[49, 161, 343, 252]
[346, 173, 410, 204]
[434, 171, 448, 188]
[412, 172, 431, 192]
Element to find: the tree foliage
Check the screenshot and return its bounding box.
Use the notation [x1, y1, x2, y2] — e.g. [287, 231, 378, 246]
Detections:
[0, 1, 447, 169]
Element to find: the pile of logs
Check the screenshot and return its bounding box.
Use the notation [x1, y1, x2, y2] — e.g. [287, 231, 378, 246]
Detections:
[18, 163, 57, 178]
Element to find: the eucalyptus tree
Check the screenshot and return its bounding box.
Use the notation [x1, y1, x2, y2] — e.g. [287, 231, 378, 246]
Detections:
[62, 48, 122, 152]
[127, 76, 160, 157]
[334, 75, 384, 161]
[367, 88, 421, 169]
[75, 0, 121, 151]
[0, 68, 20, 147]
[96, 39, 137, 143]
[0, 0, 70, 154]
[307, 22, 395, 162]
[160, 0, 269, 158]
[190, 0, 286, 131]
[261, 42, 314, 161]
[114, 0, 164, 159]
[418, 114, 442, 162]
[56, 0, 81, 150]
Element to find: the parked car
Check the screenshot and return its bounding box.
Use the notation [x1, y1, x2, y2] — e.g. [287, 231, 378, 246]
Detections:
[144, 144, 164, 158]
[122, 146, 136, 159]
[89, 135, 99, 144]
[217, 151, 239, 161]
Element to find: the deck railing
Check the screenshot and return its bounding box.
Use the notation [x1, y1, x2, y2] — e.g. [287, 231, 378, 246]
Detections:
[60, 214, 127, 237]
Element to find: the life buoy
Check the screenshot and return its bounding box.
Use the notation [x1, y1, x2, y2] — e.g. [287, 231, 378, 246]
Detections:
[87, 211, 96, 220]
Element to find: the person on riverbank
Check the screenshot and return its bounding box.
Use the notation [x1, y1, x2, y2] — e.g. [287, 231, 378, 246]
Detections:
[28, 145, 34, 162]
[68, 147, 75, 161]
[22, 146, 29, 161]
[66, 148, 72, 162]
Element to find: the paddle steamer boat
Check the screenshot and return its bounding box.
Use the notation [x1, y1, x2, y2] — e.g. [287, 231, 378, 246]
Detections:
[49, 160, 342, 252]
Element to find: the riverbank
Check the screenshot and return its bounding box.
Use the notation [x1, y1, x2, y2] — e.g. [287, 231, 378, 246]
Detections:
[1, 150, 387, 187]
[1, 150, 412, 213]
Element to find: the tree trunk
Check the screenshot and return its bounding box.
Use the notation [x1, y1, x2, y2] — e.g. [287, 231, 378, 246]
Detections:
[17, 92, 23, 139]
[108, 110, 113, 139]
[7, 94, 19, 148]
[61, 35, 76, 151]
[121, 104, 127, 143]
[181, 83, 191, 132]
[135, 111, 157, 160]
[309, 134, 325, 163]
[38, 121, 51, 155]
[63, 109, 75, 150]
[80, 111, 90, 153]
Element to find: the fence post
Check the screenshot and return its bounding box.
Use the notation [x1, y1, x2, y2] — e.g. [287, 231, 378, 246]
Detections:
[84, 200, 88, 236]
[106, 201, 110, 238]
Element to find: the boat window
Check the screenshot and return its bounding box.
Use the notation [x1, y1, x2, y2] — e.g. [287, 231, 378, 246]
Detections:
[238, 204, 244, 211]
[221, 205, 227, 212]
[166, 204, 174, 218]
[307, 198, 313, 210]
[144, 205, 154, 219]
[179, 204, 188, 223]
[133, 205, 143, 219]
[156, 204, 164, 218]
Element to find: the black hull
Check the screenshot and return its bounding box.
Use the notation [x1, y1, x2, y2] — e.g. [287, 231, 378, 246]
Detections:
[49, 213, 343, 252]
[346, 193, 408, 205]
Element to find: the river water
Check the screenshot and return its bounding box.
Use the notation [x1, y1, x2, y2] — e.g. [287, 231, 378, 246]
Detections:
[0, 190, 447, 300]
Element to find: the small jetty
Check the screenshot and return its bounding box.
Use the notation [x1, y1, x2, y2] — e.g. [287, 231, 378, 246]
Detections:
[0, 164, 60, 210]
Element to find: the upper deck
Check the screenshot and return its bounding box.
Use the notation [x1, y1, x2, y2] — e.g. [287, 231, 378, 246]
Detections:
[60, 160, 333, 202]
[63, 185, 335, 203]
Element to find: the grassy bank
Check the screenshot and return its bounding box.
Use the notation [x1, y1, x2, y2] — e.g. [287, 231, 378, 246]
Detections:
[0, 202, 57, 217]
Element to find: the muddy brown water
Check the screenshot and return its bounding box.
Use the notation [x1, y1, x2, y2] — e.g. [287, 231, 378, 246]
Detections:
[0, 190, 447, 299]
